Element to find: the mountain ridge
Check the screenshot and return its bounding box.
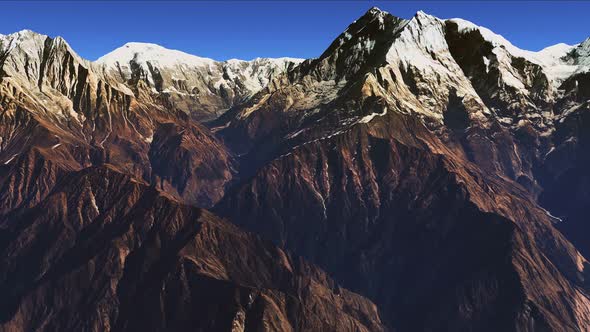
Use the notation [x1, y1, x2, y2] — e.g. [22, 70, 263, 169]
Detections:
[2, 6, 590, 332]
[4, 8, 587, 73]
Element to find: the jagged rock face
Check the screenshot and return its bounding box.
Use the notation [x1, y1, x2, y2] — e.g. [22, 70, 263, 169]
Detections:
[441, 24, 590, 263]
[0, 30, 234, 210]
[215, 10, 496, 157]
[214, 7, 590, 332]
[212, 9, 409, 156]
[96, 43, 302, 121]
[296, 7, 405, 82]
[0, 165, 385, 332]
[445, 21, 552, 122]
[213, 6, 590, 217]
[216, 106, 590, 331]
[439, 21, 590, 200]
[538, 86, 590, 257]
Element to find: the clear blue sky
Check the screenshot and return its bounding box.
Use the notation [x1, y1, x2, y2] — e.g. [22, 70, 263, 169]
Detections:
[1, 1, 589, 61]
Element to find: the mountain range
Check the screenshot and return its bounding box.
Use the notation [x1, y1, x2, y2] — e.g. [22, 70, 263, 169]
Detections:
[1, 7, 590, 332]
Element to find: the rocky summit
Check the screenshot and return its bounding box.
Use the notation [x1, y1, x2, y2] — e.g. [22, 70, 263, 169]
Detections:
[1, 6, 590, 332]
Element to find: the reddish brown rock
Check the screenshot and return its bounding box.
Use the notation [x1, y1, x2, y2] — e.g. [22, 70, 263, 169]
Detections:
[0, 165, 385, 332]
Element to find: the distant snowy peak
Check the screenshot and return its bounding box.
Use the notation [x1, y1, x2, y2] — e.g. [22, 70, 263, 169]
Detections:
[95, 41, 303, 83]
[95, 42, 216, 69]
[93, 41, 303, 120]
[447, 17, 576, 61]
[226, 57, 304, 67]
[96, 42, 303, 71]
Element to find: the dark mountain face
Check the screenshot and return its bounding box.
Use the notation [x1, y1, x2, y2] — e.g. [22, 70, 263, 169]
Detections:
[0, 166, 385, 331]
[2, 6, 590, 332]
[215, 106, 589, 331]
[212, 7, 590, 332]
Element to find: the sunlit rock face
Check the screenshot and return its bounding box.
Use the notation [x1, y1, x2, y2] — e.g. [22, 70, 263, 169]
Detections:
[0, 30, 237, 209]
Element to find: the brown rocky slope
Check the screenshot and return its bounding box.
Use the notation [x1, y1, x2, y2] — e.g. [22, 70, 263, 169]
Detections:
[0, 165, 385, 332]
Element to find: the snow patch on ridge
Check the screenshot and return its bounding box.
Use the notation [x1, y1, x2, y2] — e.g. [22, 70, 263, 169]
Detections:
[3, 154, 18, 165]
[359, 107, 388, 123]
[482, 56, 490, 73]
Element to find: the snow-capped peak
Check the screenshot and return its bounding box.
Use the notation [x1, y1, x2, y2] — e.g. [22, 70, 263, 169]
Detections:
[383, 10, 486, 120]
[95, 42, 216, 69]
[2, 29, 45, 39]
[386, 11, 447, 68]
[367, 6, 387, 15]
[0, 29, 54, 49]
[0, 29, 85, 66]
[415, 10, 435, 20]
[91, 40, 304, 120]
[0, 29, 46, 53]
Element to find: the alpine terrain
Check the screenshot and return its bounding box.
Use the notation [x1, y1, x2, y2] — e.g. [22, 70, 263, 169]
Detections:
[1, 6, 590, 332]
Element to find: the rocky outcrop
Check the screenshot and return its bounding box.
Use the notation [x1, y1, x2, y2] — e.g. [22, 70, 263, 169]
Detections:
[538, 86, 590, 257]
